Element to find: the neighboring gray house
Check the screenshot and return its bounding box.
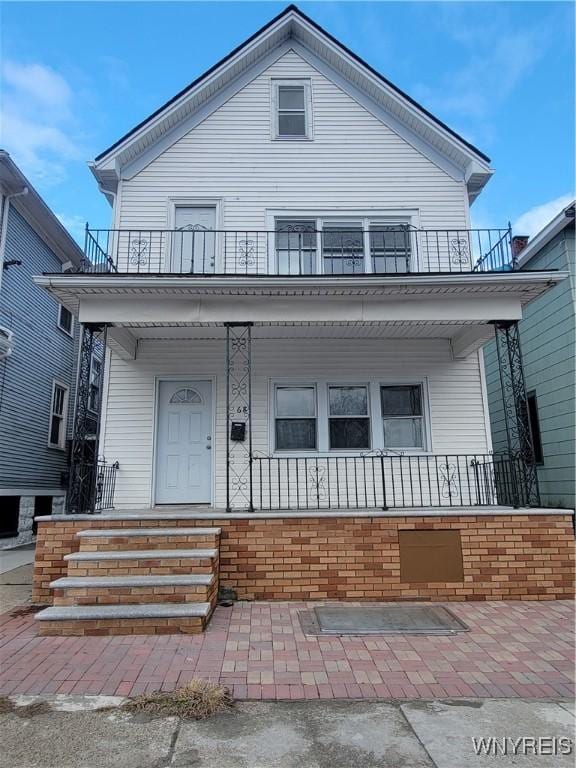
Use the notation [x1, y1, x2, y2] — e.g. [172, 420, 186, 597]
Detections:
[484, 202, 575, 509]
[0, 151, 85, 546]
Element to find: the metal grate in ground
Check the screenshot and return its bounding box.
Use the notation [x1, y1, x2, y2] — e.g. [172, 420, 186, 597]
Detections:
[299, 603, 469, 635]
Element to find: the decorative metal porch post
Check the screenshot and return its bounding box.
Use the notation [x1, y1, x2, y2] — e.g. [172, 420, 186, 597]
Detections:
[225, 322, 253, 512]
[66, 323, 108, 514]
[492, 320, 540, 507]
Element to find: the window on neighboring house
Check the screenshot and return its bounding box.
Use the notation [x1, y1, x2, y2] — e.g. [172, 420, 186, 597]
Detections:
[48, 382, 69, 449]
[381, 384, 425, 449]
[527, 390, 544, 464]
[88, 355, 102, 413]
[275, 385, 317, 450]
[328, 385, 371, 450]
[274, 82, 310, 138]
[275, 220, 317, 274]
[58, 305, 73, 336]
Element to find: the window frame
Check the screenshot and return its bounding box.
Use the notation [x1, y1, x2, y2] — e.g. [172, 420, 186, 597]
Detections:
[379, 382, 427, 451]
[47, 380, 69, 450]
[88, 353, 102, 414]
[273, 383, 318, 452]
[270, 378, 431, 455]
[57, 305, 74, 337]
[270, 214, 415, 274]
[526, 390, 544, 465]
[271, 79, 313, 141]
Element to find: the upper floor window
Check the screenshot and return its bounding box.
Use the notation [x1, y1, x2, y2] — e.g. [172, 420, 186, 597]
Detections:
[58, 305, 74, 337]
[273, 81, 311, 139]
[48, 381, 69, 450]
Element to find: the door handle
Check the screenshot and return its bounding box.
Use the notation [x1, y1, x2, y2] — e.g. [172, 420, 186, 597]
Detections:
[206, 445, 212, 450]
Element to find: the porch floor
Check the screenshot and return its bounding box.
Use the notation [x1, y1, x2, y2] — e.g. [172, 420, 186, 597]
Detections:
[1, 600, 573, 700]
[49, 505, 571, 521]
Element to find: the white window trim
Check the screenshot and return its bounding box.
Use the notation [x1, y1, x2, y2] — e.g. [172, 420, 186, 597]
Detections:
[271, 79, 313, 141]
[265, 211, 419, 273]
[57, 304, 74, 337]
[269, 377, 432, 456]
[273, 382, 318, 452]
[47, 380, 69, 451]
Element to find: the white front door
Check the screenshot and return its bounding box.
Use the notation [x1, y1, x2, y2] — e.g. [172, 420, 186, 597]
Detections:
[172, 206, 216, 273]
[155, 380, 212, 504]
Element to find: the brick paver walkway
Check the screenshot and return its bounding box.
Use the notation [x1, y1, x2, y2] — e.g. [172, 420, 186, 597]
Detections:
[0, 601, 573, 700]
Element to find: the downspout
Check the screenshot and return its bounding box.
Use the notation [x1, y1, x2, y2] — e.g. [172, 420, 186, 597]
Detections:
[0, 186, 29, 295]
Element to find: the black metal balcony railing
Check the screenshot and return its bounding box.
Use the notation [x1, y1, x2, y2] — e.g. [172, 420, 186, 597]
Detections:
[252, 452, 536, 510]
[95, 460, 119, 512]
[82, 226, 515, 276]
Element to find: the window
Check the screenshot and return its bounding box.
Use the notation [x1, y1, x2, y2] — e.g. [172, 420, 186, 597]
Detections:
[58, 305, 73, 336]
[275, 386, 317, 450]
[274, 82, 310, 138]
[322, 225, 364, 274]
[48, 382, 69, 449]
[275, 220, 317, 274]
[381, 384, 425, 449]
[370, 225, 411, 273]
[527, 391, 544, 464]
[88, 355, 102, 413]
[328, 385, 370, 449]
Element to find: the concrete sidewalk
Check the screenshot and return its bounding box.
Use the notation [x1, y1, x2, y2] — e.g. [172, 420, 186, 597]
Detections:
[0, 544, 34, 614]
[0, 697, 574, 768]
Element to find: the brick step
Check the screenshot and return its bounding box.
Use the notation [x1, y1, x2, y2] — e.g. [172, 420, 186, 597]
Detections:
[64, 549, 218, 577]
[35, 602, 212, 636]
[76, 527, 221, 552]
[50, 574, 217, 606]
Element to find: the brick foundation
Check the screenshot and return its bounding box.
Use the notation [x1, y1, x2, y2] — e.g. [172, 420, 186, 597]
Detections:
[33, 513, 575, 605]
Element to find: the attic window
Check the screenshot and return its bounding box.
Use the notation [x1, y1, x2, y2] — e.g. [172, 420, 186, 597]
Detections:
[273, 81, 311, 139]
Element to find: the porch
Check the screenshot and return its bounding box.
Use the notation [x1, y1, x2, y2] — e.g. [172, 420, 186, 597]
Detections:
[32, 270, 563, 516]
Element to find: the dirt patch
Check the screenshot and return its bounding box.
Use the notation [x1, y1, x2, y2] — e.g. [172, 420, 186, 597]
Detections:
[8, 604, 43, 618]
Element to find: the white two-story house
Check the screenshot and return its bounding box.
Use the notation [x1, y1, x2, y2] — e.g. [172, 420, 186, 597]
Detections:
[32, 6, 573, 636]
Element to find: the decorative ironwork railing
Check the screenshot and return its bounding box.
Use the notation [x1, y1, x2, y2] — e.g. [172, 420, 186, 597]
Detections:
[251, 452, 537, 510]
[94, 460, 119, 512]
[81, 226, 515, 276]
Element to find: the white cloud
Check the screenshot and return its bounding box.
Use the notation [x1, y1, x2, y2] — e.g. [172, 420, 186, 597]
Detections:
[513, 194, 574, 238]
[0, 60, 84, 184]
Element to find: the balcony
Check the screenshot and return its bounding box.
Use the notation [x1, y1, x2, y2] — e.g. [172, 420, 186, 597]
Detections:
[81, 225, 516, 277]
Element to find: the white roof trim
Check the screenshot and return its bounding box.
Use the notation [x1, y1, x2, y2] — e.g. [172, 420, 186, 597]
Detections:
[517, 201, 575, 267]
[92, 8, 492, 202]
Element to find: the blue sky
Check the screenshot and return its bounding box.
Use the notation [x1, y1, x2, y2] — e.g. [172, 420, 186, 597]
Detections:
[1, 1, 574, 243]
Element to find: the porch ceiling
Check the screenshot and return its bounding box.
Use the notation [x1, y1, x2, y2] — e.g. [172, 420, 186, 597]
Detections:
[122, 320, 480, 340]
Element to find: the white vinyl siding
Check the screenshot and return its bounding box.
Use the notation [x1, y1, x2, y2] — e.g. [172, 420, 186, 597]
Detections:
[118, 50, 468, 236]
[101, 338, 488, 509]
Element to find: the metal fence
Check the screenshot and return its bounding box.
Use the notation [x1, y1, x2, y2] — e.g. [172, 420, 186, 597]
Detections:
[252, 452, 537, 510]
[81, 226, 514, 276]
[94, 460, 119, 512]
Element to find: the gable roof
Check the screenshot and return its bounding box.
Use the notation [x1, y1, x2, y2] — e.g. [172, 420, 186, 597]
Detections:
[517, 200, 575, 268]
[91, 4, 493, 204]
[0, 151, 84, 267]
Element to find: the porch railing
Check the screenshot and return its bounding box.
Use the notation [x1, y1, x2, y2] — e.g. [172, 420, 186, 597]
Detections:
[251, 452, 537, 510]
[81, 226, 515, 276]
[94, 460, 119, 512]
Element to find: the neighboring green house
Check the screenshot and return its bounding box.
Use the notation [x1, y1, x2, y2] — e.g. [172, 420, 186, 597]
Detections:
[484, 202, 575, 510]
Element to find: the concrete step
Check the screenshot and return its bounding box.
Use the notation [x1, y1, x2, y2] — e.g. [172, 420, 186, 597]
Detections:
[50, 574, 217, 607]
[76, 527, 221, 552]
[35, 602, 213, 636]
[64, 549, 218, 577]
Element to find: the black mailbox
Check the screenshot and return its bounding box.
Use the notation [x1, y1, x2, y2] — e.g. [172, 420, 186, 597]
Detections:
[230, 422, 246, 442]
